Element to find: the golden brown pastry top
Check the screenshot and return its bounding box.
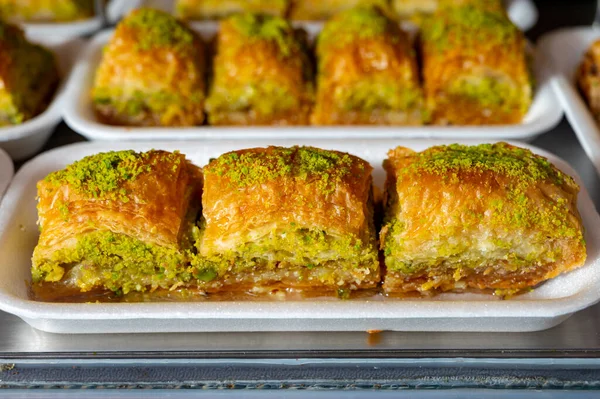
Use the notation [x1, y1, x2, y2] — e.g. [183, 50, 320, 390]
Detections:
[36, 150, 203, 254]
[201, 146, 373, 255]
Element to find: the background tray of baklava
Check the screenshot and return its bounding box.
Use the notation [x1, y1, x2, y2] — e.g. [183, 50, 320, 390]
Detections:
[0, 147, 13, 202]
[62, 21, 562, 142]
[107, 0, 539, 31]
[5, 0, 104, 39]
[0, 139, 598, 334]
[538, 27, 600, 176]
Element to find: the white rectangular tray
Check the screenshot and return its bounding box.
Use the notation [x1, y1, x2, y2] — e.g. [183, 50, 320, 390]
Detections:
[0, 147, 13, 203]
[0, 139, 598, 334]
[0, 37, 84, 161]
[62, 21, 562, 142]
[538, 27, 600, 176]
[107, 0, 538, 31]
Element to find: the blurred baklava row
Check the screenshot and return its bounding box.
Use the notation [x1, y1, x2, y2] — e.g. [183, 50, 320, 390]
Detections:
[0, 0, 95, 22]
[174, 0, 504, 21]
[32, 143, 586, 302]
[91, 4, 532, 127]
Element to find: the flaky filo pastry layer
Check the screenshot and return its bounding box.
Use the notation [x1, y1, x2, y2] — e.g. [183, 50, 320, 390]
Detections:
[32, 150, 204, 296]
[195, 146, 380, 293]
[381, 143, 586, 296]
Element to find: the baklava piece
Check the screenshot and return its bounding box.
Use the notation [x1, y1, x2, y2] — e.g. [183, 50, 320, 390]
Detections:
[32, 150, 203, 299]
[205, 14, 313, 125]
[576, 39, 600, 122]
[194, 146, 380, 295]
[0, 0, 94, 22]
[381, 143, 586, 296]
[311, 6, 425, 125]
[420, 5, 532, 125]
[92, 8, 206, 127]
[176, 0, 288, 20]
[289, 0, 391, 20]
[0, 22, 59, 126]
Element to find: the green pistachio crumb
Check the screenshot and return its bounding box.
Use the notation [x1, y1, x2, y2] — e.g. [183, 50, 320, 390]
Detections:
[123, 8, 195, 52]
[228, 13, 297, 56]
[44, 150, 180, 201]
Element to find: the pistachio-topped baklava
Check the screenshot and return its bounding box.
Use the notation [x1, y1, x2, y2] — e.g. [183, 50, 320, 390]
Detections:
[0, 0, 94, 22]
[381, 143, 586, 296]
[419, 5, 532, 125]
[176, 0, 289, 20]
[206, 14, 313, 125]
[0, 22, 59, 126]
[194, 146, 380, 295]
[92, 8, 206, 127]
[311, 5, 425, 125]
[32, 150, 204, 298]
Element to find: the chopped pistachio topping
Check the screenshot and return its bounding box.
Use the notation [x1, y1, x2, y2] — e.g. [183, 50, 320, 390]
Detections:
[123, 8, 195, 52]
[44, 150, 180, 201]
[228, 13, 297, 56]
[399, 143, 571, 187]
[205, 146, 359, 194]
[422, 5, 519, 51]
[318, 5, 393, 49]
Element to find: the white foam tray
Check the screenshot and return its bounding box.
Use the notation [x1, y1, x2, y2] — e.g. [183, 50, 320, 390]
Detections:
[0, 37, 83, 161]
[0, 147, 13, 203]
[0, 139, 598, 334]
[107, 0, 538, 31]
[538, 27, 600, 177]
[63, 24, 561, 142]
[17, 0, 104, 39]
